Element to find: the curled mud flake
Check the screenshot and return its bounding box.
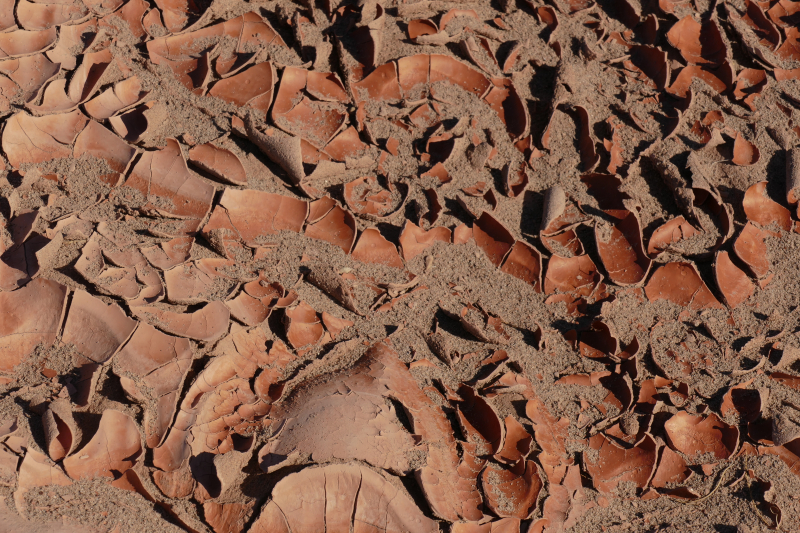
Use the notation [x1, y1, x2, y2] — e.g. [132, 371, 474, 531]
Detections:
[306, 70, 348, 103]
[188, 142, 247, 186]
[62, 410, 142, 479]
[42, 400, 81, 462]
[344, 175, 393, 217]
[440, 8, 479, 30]
[73, 120, 136, 185]
[101, 0, 148, 40]
[473, 211, 515, 267]
[644, 262, 723, 310]
[483, 78, 529, 141]
[777, 27, 800, 61]
[322, 126, 367, 161]
[123, 137, 214, 225]
[733, 69, 767, 111]
[398, 53, 430, 101]
[15, 449, 72, 512]
[109, 102, 152, 143]
[353, 61, 402, 103]
[768, 0, 800, 27]
[741, 0, 781, 50]
[3, 109, 88, 168]
[460, 305, 510, 345]
[650, 445, 692, 488]
[456, 384, 504, 455]
[351, 227, 404, 269]
[258, 347, 417, 475]
[141, 236, 193, 270]
[496, 416, 533, 464]
[226, 274, 287, 326]
[481, 459, 542, 519]
[502, 162, 529, 198]
[623, 45, 670, 90]
[585, 433, 657, 493]
[421, 161, 450, 183]
[0, 278, 67, 376]
[320, 312, 353, 338]
[399, 220, 451, 261]
[571, 105, 599, 171]
[579, 320, 618, 359]
[500, 240, 542, 292]
[647, 216, 701, 256]
[244, 118, 305, 185]
[17, 0, 88, 31]
[130, 302, 230, 342]
[733, 222, 773, 279]
[721, 379, 762, 423]
[304, 205, 357, 254]
[409, 18, 439, 40]
[217, 189, 308, 246]
[760, 440, 800, 476]
[0, 53, 60, 102]
[595, 210, 651, 286]
[203, 502, 254, 533]
[663, 411, 739, 461]
[68, 48, 113, 104]
[743, 181, 791, 231]
[26, 78, 78, 115]
[249, 464, 438, 533]
[305, 264, 364, 315]
[62, 289, 137, 364]
[540, 186, 586, 256]
[275, 96, 346, 148]
[667, 62, 733, 98]
[430, 54, 491, 98]
[544, 254, 602, 296]
[284, 301, 324, 353]
[0, 28, 56, 59]
[732, 132, 760, 166]
[787, 147, 800, 213]
[666, 16, 727, 66]
[84, 76, 148, 120]
[714, 251, 755, 309]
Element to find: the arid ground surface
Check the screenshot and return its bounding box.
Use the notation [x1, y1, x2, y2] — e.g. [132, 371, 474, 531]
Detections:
[2, 0, 800, 531]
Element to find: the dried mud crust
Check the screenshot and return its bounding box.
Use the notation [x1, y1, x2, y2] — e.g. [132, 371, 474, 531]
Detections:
[3, 0, 800, 531]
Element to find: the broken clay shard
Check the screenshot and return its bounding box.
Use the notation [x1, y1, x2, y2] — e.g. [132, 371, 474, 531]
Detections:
[644, 262, 723, 310]
[62, 410, 142, 479]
